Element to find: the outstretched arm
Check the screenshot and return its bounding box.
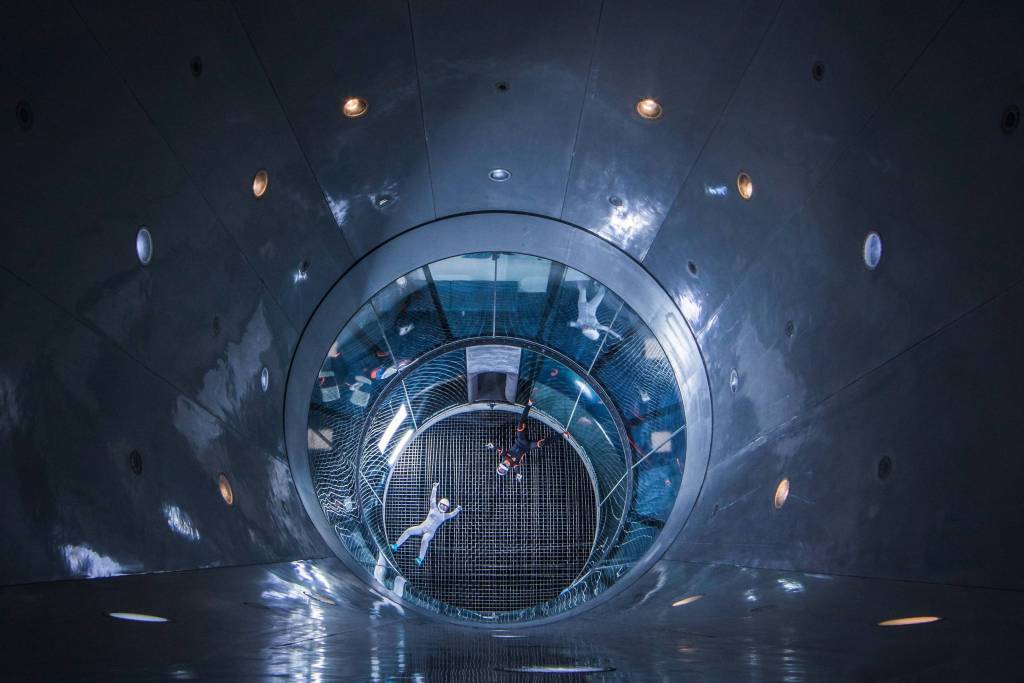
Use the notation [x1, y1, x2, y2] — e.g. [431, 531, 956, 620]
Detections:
[597, 324, 622, 340]
[430, 482, 439, 507]
[445, 505, 462, 520]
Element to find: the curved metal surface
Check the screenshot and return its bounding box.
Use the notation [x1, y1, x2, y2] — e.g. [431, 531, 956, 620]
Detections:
[284, 212, 713, 626]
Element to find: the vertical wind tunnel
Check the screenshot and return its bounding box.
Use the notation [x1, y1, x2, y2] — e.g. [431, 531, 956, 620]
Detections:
[302, 248, 699, 623]
[7, 1, 1019, 676]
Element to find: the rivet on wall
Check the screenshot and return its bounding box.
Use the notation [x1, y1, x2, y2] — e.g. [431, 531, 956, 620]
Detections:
[15, 100, 33, 131]
[877, 455, 892, 480]
[1002, 104, 1020, 134]
[129, 450, 143, 476]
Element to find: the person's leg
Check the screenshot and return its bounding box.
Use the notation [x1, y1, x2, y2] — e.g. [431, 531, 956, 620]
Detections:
[417, 530, 435, 564]
[517, 401, 533, 430]
[591, 284, 606, 310]
[577, 280, 588, 310]
[394, 523, 424, 549]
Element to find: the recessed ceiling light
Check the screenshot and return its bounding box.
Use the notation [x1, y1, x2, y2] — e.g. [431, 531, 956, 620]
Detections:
[260, 367, 270, 393]
[252, 169, 269, 198]
[636, 98, 662, 120]
[736, 171, 754, 200]
[488, 168, 511, 182]
[108, 612, 168, 623]
[608, 195, 624, 208]
[136, 227, 153, 265]
[218, 473, 234, 506]
[773, 478, 790, 509]
[672, 595, 703, 607]
[878, 616, 941, 627]
[863, 231, 882, 269]
[342, 97, 368, 118]
[375, 194, 394, 208]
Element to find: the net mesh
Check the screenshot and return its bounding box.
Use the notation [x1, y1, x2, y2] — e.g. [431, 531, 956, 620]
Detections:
[384, 410, 596, 612]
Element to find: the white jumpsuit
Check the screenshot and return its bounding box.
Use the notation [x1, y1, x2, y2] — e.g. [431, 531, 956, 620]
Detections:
[394, 483, 462, 562]
[569, 282, 622, 339]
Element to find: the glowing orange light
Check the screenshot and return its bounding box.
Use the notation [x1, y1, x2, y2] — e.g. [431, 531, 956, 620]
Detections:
[342, 97, 368, 118]
[636, 98, 663, 120]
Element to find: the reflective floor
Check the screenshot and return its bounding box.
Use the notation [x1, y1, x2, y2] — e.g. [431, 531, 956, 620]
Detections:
[4, 558, 1020, 681]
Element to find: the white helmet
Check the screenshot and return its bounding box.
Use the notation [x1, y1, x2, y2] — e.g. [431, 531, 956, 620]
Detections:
[582, 327, 601, 341]
[437, 498, 450, 512]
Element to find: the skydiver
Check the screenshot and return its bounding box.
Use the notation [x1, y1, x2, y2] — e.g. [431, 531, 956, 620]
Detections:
[568, 281, 621, 341]
[390, 482, 462, 567]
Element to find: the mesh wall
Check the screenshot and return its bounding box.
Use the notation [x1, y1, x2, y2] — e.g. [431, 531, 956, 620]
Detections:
[383, 411, 596, 613]
[306, 251, 689, 623]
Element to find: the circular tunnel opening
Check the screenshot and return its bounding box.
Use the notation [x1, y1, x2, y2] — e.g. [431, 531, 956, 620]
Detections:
[291, 223, 711, 626]
[384, 406, 597, 612]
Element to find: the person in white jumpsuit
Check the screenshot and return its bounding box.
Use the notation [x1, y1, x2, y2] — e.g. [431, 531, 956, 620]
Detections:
[390, 482, 462, 566]
[568, 281, 621, 341]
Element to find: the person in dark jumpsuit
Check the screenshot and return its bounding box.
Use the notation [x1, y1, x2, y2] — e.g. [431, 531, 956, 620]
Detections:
[487, 399, 549, 481]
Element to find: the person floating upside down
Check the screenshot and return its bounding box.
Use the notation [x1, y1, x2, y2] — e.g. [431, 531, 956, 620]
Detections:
[487, 399, 554, 481]
[390, 482, 461, 567]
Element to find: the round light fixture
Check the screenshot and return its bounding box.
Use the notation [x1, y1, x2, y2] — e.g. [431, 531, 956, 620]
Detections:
[218, 473, 234, 506]
[636, 98, 663, 120]
[108, 612, 168, 623]
[672, 595, 703, 607]
[375, 194, 394, 208]
[878, 616, 941, 627]
[342, 97, 368, 118]
[488, 168, 511, 182]
[136, 227, 153, 265]
[736, 171, 754, 200]
[260, 367, 270, 393]
[729, 369, 739, 394]
[863, 231, 882, 270]
[252, 169, 269, 199]
[773, 478, 790, 509]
